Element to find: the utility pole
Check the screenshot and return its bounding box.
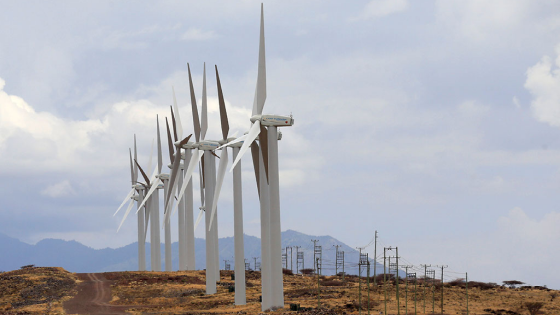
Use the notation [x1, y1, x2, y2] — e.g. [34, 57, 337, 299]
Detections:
[357, 247, 365, 315]
[396, 247, 400, 315]
[253, 257, 258, 272]
[465, 272, 469, 315]
[342, 251, 345, 281]
[316, 257, 321, 308]
[333, 244, 342, 275]
[311, 239, 319, 274]
[289, 246, 293, 273]
[384, 246, 394, 315]
[428, 269, 436, 314]
[224, 259, 231, 271]
[245, 258, 251, 271]
[438, 265, 447, 315]
[293, 246, 301, 274]
[373, 230, 378, 285]
[420, 264, 431, 314]
[407, 271, 417, 315]
[367, 256, 371, 315]
[296, 248, 304, 273]
[403, 265, 413, 315]
[282, 248, 287, 269]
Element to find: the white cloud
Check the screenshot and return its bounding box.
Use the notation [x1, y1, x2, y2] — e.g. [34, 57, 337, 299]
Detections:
[435, 0, 532, 41]
[525, 44, 560, 127]
[41, 180, 75, 198]
[181, 28, 217, 41]
[352, 0, 408, 21]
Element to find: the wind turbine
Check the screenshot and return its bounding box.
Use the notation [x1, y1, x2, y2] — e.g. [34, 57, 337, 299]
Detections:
[209, 65, 247, 305]
[165, 63, 220, 294]
[229, 5, 294, 310]
[164, 100, 194, 272]
[114, 135, 147, 271]
[136, 117, 192, 271]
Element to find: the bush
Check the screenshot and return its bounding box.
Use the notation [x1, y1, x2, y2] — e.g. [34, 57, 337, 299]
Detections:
[525, 302, 544, 315]
[448, 278, 466, 288]
[300, 268, 315, 275]
[467, 281, 498, 290]
[282, 268, 293, 275]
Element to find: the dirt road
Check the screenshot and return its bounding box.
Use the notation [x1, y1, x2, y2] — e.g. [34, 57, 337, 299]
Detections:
[63, 273, 131, 314]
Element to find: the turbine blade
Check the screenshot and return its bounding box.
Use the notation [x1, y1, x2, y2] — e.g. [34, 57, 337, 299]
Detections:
[165, 117, 174, 164]
[135, 160, 151, 186]
[252, 3, 267, 116]
[157, 116, 163, 174]
[165, 134, 192, 206]
[250, 142, 261, 198]
[215, 65, 229, 141]
[209, 148, 228, 231]
[188, 63, 201, 142]
[259, 123, 269, 183]
[117, 199, 136, 232]
[230, 120, 261, 172]
[144, 203, 150, 241]
[194, 208, 204, 231]
[172, 86, 183, 139]
[133, 135, 138, 182]
[114, 188, 135, 216]
[129, 148, 134, 185]
[171, 106, 178, 142]
[165, 149, 182, 207]
[201, 63, 207, 140]
[199, 163, 205, 207]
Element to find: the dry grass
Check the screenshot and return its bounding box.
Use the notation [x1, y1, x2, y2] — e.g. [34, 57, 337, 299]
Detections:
[2, 267, 560, 314]
[0, 267, 76, 314]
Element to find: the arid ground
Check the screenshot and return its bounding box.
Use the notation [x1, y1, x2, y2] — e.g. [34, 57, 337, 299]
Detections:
[0, 266, 559, 314]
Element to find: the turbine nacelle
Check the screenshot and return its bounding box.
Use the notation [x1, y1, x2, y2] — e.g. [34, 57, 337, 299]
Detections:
[181, 141, 197, 149]
[250, 114, 294, 127]
[198, 140, 220, 151]
[157, 173, 170, 180]
[133, 184, 145, 190]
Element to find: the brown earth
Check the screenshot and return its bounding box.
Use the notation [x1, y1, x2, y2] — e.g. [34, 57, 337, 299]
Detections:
[1, 267, 560, 314]
[63, 273, 141, 314]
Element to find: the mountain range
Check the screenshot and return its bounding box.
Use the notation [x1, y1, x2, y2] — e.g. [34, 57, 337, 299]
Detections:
[0, 230, 391, 277]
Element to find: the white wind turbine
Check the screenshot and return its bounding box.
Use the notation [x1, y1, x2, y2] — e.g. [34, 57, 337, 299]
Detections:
[166, 63, 221, 294]
[136, 117, 192, 271]
[133, 128, 162, 271]
[228, 5, 294, 310]
[208, 65, 248, 305]
[113, 135, 147, 271]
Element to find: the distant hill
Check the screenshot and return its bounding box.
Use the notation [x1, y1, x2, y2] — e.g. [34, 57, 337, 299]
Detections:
[0, 230, 391, 276]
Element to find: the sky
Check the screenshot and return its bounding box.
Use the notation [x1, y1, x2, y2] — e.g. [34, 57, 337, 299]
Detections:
[1, 0, 560, 288]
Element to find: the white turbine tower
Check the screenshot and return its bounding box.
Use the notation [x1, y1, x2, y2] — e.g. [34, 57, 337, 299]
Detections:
[208, 65, 248, 305]
[229, 5, 294, 310]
